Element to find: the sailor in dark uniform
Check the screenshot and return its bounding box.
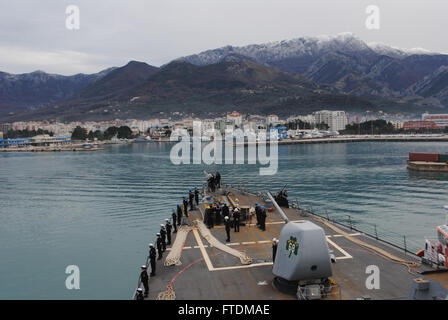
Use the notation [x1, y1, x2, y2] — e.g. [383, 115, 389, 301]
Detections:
[160, 225, 167, 252]
[171, 208, 177, 233]
[272, 238, 278, 263]
[182, 196, 189, 217]
[255, 202, 261, 227]
[207, 202, 215, 228]
[156, 233, 163, 260]
[224, 216, 231, 242]
[135, 287, 144, 300]
[203, 205, 209, 225]
[222, 202, 230, 219]
[189, 189, 194, 210]
[260, 206, 267, 231]
[207, 173, 214, 192]
[233, 208, 240, 232]
[194, 186, 200, 206]
[176, 204, 182, 226]
[149, 243, 156, 276]
[139, 265, 149, 297]
[215, 171, 221, 189]
[165, 219, 172, 245]
[215, 202, 222, 225]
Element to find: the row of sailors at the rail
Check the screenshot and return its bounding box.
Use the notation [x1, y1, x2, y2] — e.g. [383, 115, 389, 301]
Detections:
[136, 187, 200, 300]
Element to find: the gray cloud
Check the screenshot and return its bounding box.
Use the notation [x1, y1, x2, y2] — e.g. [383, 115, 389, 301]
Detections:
[0, 0, 446, 75]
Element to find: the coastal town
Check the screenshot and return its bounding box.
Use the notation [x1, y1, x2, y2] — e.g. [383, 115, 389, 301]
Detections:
[2, 110, 448, 151]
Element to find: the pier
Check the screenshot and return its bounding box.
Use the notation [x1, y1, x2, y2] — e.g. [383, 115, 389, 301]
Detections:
[261, 135, 448, 145]
[0, 145, 104, 152]
[144, 135, 448, 145]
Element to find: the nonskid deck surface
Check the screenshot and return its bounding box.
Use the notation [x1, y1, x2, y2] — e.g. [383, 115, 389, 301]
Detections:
[144, 188, 444, 300]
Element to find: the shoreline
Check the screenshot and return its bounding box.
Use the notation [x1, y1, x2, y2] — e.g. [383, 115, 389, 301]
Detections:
[3, 135, 448, 152]
[145, 135, 448, 145]
[271, 135, 448, 145]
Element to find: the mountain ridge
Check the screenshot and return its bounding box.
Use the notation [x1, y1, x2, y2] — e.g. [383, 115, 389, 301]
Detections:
[1, 33, 448, 122]
[176, 33, 448, 105]
[0, 67, 115, 116]
[4, 59, 440, 122]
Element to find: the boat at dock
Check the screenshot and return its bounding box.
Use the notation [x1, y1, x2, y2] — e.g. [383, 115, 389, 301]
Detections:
[133, 175, 448, 300]
[407, 152, 448, 172]
[135, 135, 152, 142]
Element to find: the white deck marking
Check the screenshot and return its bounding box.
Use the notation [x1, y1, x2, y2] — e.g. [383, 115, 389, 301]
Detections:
[211, 262, 273, 271]
[192, 228, 214, 271]
[330, 233, 361, 238]
[189, 227, 354, 271]
[213, 219, 305, 229]
[326, 237, 353, 260]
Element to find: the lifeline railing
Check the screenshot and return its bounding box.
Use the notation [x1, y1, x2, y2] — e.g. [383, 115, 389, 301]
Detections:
[223, 184, 421, 255]
[289, 198, 422, 255]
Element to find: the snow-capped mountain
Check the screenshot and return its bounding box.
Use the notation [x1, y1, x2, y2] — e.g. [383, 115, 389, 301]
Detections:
[178, 33, 376, 69]
[2, 33, 448, 121]
[176, 33, 448, 101]
[368, 43, 436, 58]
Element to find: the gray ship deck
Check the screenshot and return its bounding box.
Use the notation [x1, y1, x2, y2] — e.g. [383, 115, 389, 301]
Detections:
[143, 188, 446, 300]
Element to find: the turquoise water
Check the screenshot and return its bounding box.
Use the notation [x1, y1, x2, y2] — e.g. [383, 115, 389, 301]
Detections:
[1, 141, 448, 299]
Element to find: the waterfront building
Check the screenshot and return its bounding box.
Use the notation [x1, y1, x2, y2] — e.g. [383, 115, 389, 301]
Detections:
[390, 120, 404, 130]
[313, 110, 348, 131]
[266, 114, 279, 126]
[403, 120, 439, 130]
[0, 123, 11, 133]
[214, 118, 227, 133]
[0, 135, 71, 148]
[422, 113, 448, 127]
[227, 111, 243, 127]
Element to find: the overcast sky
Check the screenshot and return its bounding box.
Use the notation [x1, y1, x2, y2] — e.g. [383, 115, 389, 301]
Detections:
[0, 0, 446, 75]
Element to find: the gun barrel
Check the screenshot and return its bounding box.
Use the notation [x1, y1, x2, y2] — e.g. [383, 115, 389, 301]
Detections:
[267, 192, 289, 224]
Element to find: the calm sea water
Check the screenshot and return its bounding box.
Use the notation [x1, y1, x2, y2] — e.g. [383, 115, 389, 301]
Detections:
[1, 141, 448, 299]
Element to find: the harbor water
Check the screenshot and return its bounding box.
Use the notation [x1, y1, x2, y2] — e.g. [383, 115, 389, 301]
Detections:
[1, 141, 448, 299]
